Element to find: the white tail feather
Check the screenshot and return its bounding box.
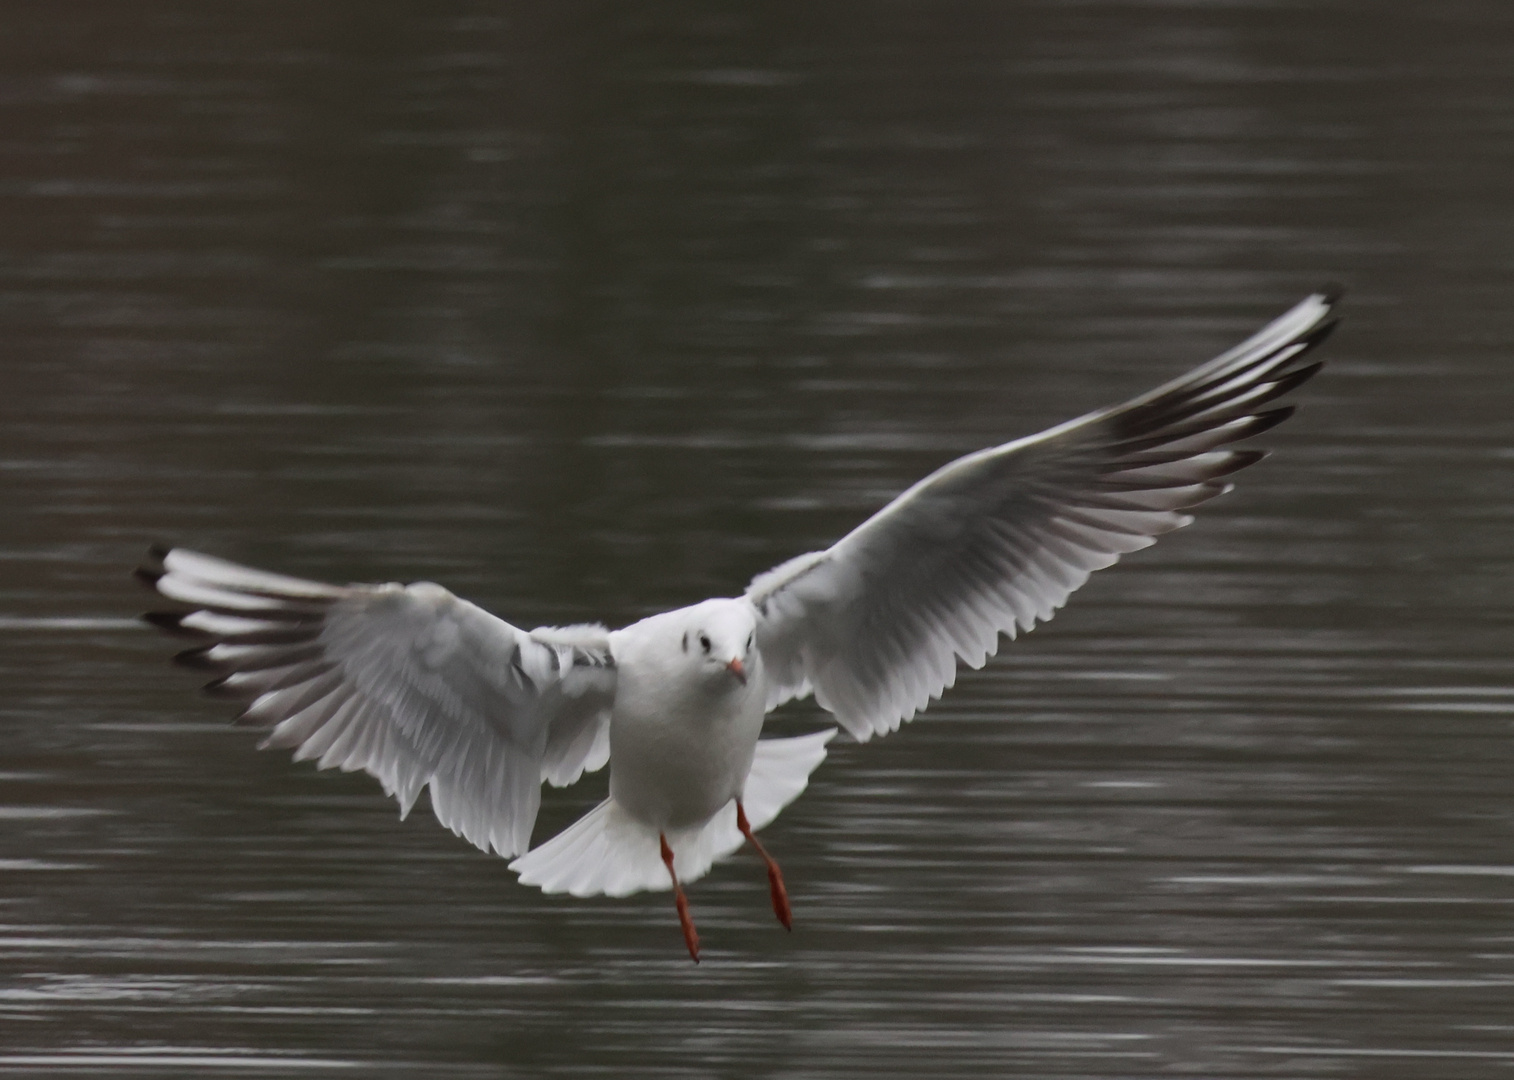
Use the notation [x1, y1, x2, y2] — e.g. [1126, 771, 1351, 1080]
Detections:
[510, 729, 836, 898]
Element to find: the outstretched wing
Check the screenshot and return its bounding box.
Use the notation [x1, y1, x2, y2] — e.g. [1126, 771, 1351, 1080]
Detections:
[748, 290, 1338, 741]
[140, 548, 616, 858]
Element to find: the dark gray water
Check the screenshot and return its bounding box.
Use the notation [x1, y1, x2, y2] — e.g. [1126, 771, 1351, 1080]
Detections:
[3, 2, 1513, 1076]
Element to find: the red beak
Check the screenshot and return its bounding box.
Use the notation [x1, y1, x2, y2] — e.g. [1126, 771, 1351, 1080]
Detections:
[726, 658, 747, 685]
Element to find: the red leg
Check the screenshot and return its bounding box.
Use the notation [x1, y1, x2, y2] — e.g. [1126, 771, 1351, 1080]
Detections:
[660, 833, 700, 963]
[736, 801, 792, 930]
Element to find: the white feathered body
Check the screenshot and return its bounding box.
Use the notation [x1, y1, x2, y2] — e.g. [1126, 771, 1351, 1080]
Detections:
[608, 601, 768, 830]
[513, 602, 832, 898]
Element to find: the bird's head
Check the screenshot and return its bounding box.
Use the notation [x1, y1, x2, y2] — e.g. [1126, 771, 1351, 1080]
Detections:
[676, 599, 757, 690]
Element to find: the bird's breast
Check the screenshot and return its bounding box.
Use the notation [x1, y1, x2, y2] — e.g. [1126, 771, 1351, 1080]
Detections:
[606, 660, 767, 830]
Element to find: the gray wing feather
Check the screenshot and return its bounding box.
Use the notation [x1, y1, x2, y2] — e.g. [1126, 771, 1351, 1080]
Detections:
[748, 291, 1338, 740]
[143, 549, 616, 858]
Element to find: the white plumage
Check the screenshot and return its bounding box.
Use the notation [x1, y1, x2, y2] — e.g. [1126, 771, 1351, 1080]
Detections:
[141, 291, 1338, 957]
[511, 729, 835, 898]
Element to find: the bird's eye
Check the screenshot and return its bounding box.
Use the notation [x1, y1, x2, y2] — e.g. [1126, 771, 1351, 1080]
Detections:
[699, 633, 711, 653]
[746, 633, 753, 650]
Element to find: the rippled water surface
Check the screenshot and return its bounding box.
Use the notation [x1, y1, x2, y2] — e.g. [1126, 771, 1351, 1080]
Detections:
[3, 2, 1513, 1076]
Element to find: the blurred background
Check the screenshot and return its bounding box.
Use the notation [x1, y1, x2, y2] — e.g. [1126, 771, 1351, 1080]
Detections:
[2, 1, 1512, 1076]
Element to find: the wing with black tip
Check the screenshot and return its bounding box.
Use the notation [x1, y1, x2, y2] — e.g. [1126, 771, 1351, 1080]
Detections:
[748, 291, 1338, 740]
[141, 549, 616, 858]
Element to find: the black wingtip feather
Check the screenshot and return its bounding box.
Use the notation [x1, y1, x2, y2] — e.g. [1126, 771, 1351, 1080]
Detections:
[1211, 448, 1269, 478]
[148, 542, 172, 562]
[134, 566, 164, 589]
[202, 675, 252, 700]
[1240, 406, 1296, 440]
[1318, 282, 1346, 305]
[142, 611, 203, 638]
[1118, 329, 1328, 440]
[233, 710, 275, 728]
[173, 646, 222, 671]
[1267, 360, 1325, 397]
[1296, 318, 1338, 355]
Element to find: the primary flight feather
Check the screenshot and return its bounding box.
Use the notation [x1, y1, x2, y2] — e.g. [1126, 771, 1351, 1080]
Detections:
[141, 290, 1338, 960]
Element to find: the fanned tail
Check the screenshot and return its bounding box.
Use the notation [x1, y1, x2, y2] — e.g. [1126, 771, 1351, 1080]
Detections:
[510, 729, 835, 898]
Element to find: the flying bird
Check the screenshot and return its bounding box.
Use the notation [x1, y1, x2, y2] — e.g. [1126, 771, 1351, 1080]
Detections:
[140, 290, 1338, 961]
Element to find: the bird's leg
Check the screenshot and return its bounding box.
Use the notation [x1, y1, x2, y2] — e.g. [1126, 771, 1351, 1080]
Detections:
[659, 833, 700, 963]
[735, 800, 792, 930]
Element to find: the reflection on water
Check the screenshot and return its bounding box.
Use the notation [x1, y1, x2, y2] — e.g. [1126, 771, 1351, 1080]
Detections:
[3, 1, 1513, 1076]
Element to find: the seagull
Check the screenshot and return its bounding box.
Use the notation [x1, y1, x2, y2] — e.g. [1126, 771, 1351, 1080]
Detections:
[140, 290, 1338, 961]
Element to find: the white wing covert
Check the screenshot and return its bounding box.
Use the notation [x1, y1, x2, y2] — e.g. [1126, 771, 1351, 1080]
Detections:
[141, 548, 616, 858]
[748, 291, 1338, 741]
